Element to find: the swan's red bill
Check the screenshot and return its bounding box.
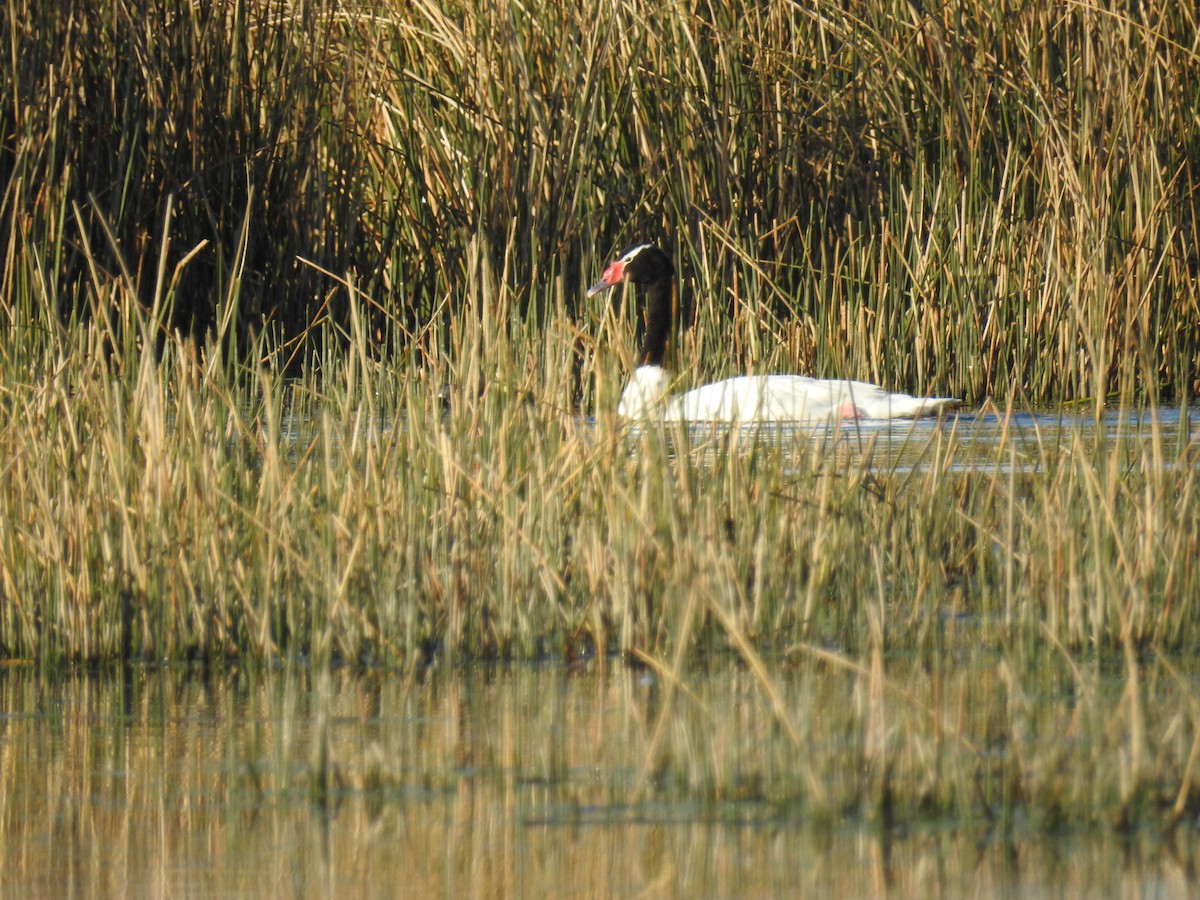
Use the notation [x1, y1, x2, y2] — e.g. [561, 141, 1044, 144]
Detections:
[587, 260, 625, 296]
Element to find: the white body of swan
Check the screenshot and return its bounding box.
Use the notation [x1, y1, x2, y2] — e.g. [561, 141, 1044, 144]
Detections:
[619, 365, 959, 423]
[590, 244, 960, 425]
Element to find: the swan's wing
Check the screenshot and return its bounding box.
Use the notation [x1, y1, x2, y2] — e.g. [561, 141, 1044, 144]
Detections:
[677, 376, 959, 422]
[673, 376, 767, 421]
[675, 376, 833, 422]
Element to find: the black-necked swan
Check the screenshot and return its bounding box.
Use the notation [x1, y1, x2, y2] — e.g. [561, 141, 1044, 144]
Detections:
[588, 244, 960, 423]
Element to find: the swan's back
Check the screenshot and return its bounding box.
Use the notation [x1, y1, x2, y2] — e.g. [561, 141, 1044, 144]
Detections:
[664, 375, 958, 423]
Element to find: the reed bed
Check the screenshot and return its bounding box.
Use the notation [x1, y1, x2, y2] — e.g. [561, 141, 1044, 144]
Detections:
[3, 1, 1198, 399]
[0, 252, 1196, 668]
[2, 0, 1200, 832]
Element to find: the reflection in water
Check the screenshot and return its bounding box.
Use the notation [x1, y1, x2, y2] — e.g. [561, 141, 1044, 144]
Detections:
[1, 664, 1196, 897]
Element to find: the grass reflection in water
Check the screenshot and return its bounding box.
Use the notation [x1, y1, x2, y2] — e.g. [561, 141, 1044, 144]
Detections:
[2, 662, 1199, 897]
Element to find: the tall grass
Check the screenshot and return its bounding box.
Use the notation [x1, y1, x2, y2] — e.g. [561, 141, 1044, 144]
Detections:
[5, 0, 1200, 839]
[0, 231, 1196, 669]
[0, 0, 1194, 691]
[3, 1, 1198, 400]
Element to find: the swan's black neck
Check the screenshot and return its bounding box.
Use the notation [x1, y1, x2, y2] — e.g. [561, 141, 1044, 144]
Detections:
[639, 266, 674, 368]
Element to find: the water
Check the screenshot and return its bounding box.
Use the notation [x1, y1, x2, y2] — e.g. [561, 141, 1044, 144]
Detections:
[2, 663, 1196, 897]
[651, 405, 1200, 476]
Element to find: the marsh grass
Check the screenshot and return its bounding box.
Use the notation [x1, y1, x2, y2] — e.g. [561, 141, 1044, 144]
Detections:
[5, 255, 1198, 826]
[2, 0, 1200, 831]
[4, 1, 1199, 397]
[1, 236, 1197, 668]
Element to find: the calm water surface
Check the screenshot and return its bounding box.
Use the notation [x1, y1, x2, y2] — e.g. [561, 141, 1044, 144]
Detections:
[628, 405, 1200, 477]
[1, 664, 1196, 898]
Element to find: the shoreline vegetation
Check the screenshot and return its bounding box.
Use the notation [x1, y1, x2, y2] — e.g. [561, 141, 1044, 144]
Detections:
[2, 1, 1200, 829]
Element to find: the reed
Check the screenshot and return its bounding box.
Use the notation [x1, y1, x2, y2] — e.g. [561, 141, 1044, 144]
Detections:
[3, 1, 1198, 399]
[0, 227, 1196, 665]
[2, 0, 1200, 832]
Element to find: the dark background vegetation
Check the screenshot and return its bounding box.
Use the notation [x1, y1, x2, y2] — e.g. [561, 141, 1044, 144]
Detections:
[3, 0, 1199, 399]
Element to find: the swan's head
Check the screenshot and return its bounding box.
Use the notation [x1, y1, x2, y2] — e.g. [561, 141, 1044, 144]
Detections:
[587, 244, 674, 297]
[617, 365, 672, 419]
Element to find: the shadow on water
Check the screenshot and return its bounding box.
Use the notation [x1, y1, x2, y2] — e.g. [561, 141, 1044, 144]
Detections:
[1, 662, 1197, 897]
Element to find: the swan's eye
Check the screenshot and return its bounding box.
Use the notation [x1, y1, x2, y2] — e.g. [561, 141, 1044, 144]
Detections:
[622, 243, 651, 263]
